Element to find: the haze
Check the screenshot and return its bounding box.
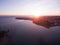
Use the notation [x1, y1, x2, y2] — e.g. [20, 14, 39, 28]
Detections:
[0, 0, 60, 16]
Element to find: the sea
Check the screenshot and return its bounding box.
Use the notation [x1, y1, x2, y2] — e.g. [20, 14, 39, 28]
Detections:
[0, 16, 60, 45]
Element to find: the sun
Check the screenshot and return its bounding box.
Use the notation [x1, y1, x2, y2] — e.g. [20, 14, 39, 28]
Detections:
[33, 11, 41, 17]
[34, 13, 40, 17]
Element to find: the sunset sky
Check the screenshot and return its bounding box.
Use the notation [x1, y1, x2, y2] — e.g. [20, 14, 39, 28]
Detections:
[0, 0, 60, 16]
